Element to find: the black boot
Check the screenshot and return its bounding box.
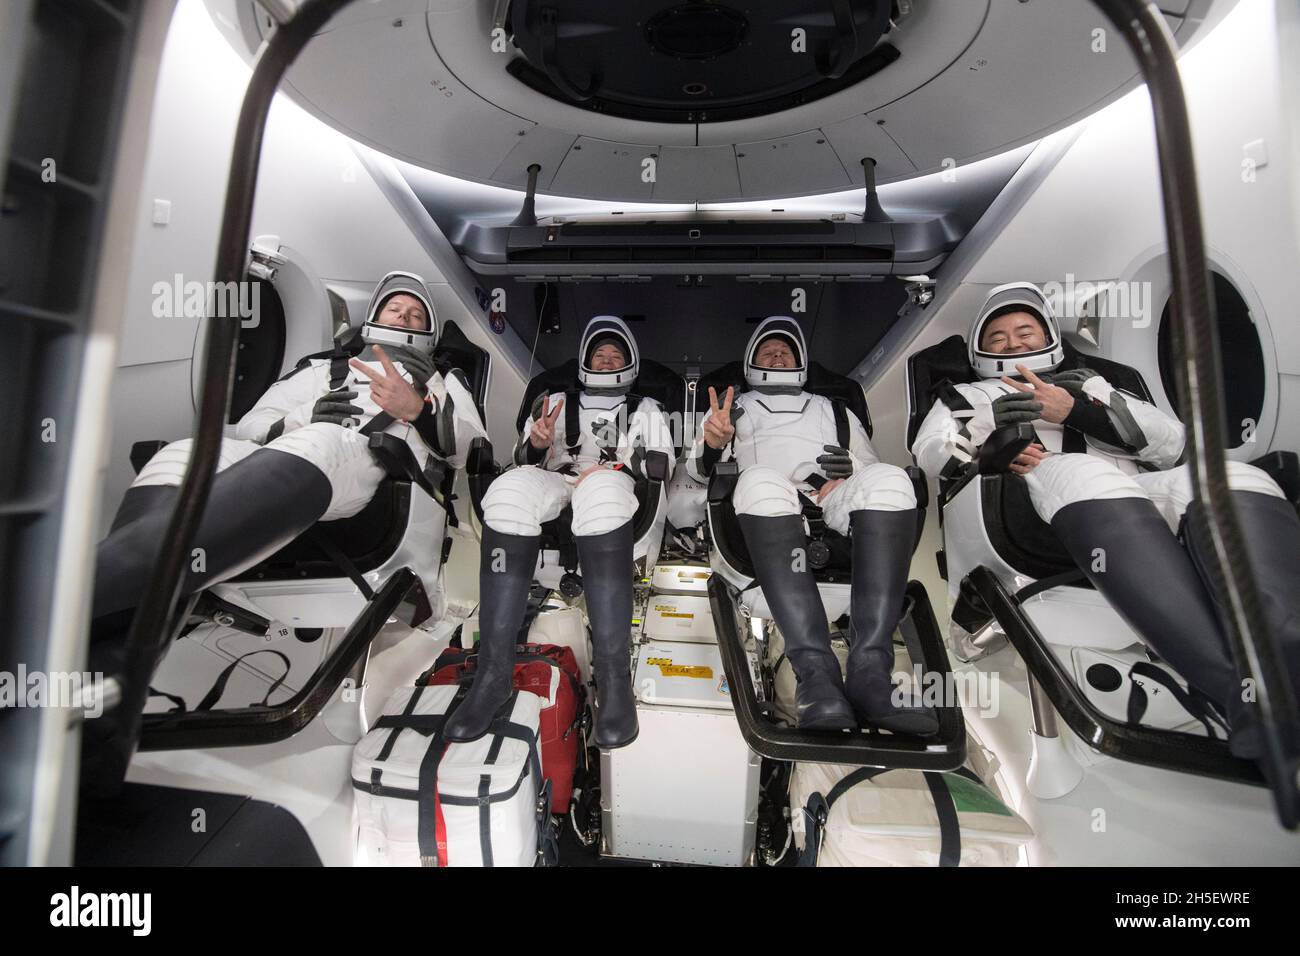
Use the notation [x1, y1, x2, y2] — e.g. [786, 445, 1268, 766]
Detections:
[92, 449, 332, 620]
[576, 520, 639, 749]
[1052, 498, 1255, 755]
[845, 510, 939, 735]
[109, 484, 178, 533]
[737, 514, 855, 730]
[443, 526, 539, 742]
[1186, 492, 1300, 723]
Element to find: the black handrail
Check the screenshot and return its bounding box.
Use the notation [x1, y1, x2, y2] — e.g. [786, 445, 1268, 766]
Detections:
[1091, 0, 1298, 826]
[707, 575, 966, 770]
[106, 0, 358, 782]
[139, 569, 419, 751]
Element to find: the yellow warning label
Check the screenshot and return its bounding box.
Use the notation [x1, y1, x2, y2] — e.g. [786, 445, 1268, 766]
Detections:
[660, 612, 694, 619]
[643, 656, 713, 679]
[660, 665, 713, 679]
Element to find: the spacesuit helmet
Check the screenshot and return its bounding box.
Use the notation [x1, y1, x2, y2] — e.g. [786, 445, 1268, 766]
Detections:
[968, 281, 1064, 378]
[578, 315, 640, 395]
[361, 271, 438, 355]
[744, 316, 808, 392]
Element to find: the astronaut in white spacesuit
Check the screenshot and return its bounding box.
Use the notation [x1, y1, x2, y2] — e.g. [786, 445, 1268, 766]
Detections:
[688, 317, 936, 735]
[445, 316, 675, 748]
[911, 281, 1300, 755]
[92, 271, 487, 621]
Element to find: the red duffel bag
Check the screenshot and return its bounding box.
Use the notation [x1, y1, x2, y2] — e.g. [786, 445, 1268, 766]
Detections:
[425, 643, 585, 814]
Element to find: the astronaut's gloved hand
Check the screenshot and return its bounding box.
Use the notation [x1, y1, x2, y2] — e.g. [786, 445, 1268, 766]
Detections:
[309, 389, 363, 428]
[1049, 368, 1102, 398]
[816, 445, 854, 480]
[990, 391, 1043, 429]
[384, 344, 437, 387]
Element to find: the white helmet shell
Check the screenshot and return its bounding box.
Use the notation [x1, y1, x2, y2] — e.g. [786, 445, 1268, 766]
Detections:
[969, 282, 1064, 378]
[578, 315, 639, 394]
[745, 316, 808, 392]
[361, 271, 438, 355]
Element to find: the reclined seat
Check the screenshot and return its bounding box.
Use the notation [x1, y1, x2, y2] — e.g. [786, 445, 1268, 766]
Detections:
[702, 359, 926, 621]
[905, 332, 1300, 785]
[172, 319, 490, 631]
[466, 355, 684, 592]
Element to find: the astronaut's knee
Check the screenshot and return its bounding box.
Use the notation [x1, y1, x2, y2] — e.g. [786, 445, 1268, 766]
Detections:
[1225, 460, 1285, 499]
[1025, 453, 1144, 522]
[132, 439, 194, 488]
[482, 469, 549, 537]
[843, 463, 917, 513]
[734, 467, 800, 517]
[571, 468, 637, 537]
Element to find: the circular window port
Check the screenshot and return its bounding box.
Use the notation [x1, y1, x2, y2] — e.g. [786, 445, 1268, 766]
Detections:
[1157, 270, 1265, 449]
[1085, 663, 1124, 694]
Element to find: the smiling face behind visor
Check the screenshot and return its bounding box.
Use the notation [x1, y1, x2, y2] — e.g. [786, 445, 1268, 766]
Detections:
[360, 271, 438, 355]
[744, 316, 808, 393]
[578, 316, 639, 395]
[968, 281, 1063, 378]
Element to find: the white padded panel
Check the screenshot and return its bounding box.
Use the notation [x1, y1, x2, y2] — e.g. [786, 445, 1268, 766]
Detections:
[490, 125, 579, 191]
[650, 145, 740, 202]
[285, 16, 529, 178]
[735, 130, 851, 197]
[549, 137, 660, 200]
[866, 0, 1148, 174]
[820, 114, 917, 183]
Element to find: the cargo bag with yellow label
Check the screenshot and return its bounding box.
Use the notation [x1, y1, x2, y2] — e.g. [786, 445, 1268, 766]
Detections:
[351, 684, 555, 866]
[790, 763, 1033, 867]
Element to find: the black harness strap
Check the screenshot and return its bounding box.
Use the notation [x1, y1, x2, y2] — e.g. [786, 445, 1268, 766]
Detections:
[1126, 661, 1226, 738]
[194, 649, 292, 712]
[798, 766, 975, 867]
[564, 389, 582, 453]
[830, 398, 850, 450]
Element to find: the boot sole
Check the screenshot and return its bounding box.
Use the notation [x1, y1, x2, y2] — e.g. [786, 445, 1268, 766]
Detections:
[595, 726, 639, 750]
[856, 709, 941, 737]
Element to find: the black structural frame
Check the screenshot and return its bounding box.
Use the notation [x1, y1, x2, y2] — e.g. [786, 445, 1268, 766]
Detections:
[970, 567, 1263, 785]
[107, 0, 1297, 823]
[708, 575, 966, 770]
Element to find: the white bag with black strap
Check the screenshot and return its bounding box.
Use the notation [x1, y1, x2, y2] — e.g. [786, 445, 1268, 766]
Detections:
[791, 763, 1033, 867]
[352, 683, 555, 867]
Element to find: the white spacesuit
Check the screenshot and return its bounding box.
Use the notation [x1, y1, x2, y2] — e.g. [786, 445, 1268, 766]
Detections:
[448, 316, 674, 749]
[92, 271, 487, 620]
[689, 317, 934, 735]
[911, 282, 1300, 757]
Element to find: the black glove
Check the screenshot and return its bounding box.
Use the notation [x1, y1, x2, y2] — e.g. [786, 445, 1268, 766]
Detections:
[384, 345, 436, 388]
[310, 389, 363, 428]
[816, 444, 854, 479]
[1049, 368, 1101, 398]
[991, 391, 1043, 428]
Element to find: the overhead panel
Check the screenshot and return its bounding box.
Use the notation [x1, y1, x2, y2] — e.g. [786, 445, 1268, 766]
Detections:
[819, 113, 917, 184]
[550, 136, 661, 200]
[285, 15, 528, 179]
[650, 145, 740, 202]
[735, 130, 852, 198]
[491, 125, 579, 191]
[866, 0, 1146, 174]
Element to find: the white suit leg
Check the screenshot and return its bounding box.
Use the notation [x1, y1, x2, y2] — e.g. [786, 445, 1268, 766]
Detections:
[132, 438, 262, 488]
[733, 466, 801, 517]
[482, 466, 572, 536]
[260, 422, 388, 520]
[819, 463, 917, 535]
[571, 467, 638, 537]
[1135, 461, 1285, 532]
[1024, 452, 1146, 523]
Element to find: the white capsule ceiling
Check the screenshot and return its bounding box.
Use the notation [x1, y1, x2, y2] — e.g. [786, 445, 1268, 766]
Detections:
[221, 0, 1228, 203]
